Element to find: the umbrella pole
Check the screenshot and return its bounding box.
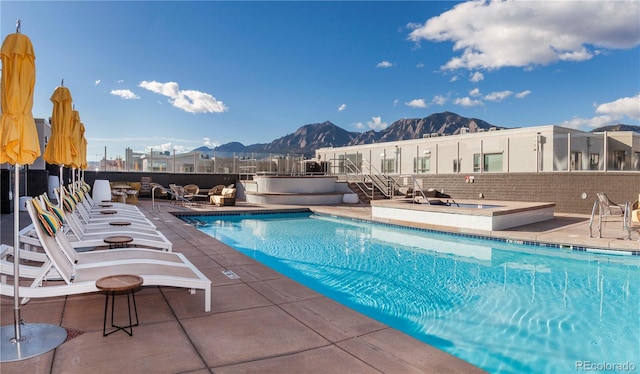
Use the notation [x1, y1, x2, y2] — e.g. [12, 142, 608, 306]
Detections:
[1, 23, 67, 362]
[1, 165, 67, 362]
[12, 165, 23, 343]
[58, 165, 64, 208]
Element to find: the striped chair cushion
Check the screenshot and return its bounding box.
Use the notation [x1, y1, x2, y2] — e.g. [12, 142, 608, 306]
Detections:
[44, 199, 65, 225]
[32, 200, 60, 236]
[63, 196, 76, 212]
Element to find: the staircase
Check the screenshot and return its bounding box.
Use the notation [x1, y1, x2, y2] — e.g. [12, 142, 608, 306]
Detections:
[328, 157, 402, 204]
[347, 182, 388, 204]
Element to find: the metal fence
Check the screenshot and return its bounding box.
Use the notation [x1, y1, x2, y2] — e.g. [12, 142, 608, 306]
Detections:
[92, 148, 311, 177]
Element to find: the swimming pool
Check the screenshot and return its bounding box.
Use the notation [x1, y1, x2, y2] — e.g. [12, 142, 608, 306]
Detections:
[185, 212, 640, 373]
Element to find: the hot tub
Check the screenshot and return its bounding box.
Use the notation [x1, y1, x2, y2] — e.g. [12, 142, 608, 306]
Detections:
[371, 199, 555, 231]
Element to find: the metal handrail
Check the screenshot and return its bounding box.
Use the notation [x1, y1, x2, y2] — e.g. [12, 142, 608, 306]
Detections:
[624, 201, 632, 240]
[327, 158, 377, 200]
[359, 159, 394, 198]
[151, 185, 166, 212]
[390, 174, 426, 202]
[588, 199, 600, 238]
[328, 158, 428, 201]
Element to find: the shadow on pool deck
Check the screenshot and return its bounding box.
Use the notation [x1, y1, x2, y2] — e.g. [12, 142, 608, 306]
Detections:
[1, 198, 637, 373]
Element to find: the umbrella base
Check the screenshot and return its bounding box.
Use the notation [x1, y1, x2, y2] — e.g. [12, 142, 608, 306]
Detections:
[0, 323, 67, 362]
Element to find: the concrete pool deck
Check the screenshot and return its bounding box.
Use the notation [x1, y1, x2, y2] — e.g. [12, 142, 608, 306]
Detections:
[1, 198, 638, 373]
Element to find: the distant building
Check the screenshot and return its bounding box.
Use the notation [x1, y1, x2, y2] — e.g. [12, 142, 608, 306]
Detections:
[33, 118, 52, 170]
[315, 125, 640, 174]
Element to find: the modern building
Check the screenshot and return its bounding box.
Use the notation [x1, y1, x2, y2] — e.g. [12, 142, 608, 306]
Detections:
[315, 125, 640, 175]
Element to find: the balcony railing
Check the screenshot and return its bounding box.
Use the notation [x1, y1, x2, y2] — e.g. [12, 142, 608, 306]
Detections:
[91, 149, 311, 176]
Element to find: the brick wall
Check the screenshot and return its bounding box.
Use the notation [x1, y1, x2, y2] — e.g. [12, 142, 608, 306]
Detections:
[417, 172, 639, 214]
[5, 168, 636, 215]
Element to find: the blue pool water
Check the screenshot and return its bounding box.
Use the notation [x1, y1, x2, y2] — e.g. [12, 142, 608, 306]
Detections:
[186, 212, 640, 373]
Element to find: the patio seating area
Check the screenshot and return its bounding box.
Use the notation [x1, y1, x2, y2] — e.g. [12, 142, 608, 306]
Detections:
[1, 196, 637, 373]
[1, 198, 485, 373]
[107, 182, 141, 205]
[165, 183, 236, 207]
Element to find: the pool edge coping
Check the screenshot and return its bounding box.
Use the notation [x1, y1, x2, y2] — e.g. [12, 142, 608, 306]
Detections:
[172, 208, 640, 257]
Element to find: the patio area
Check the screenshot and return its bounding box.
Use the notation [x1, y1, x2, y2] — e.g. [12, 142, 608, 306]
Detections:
[1, 198, 637, 373]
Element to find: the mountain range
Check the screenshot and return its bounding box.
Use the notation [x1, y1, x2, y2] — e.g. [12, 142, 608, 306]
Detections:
[197, 111, 638, 157]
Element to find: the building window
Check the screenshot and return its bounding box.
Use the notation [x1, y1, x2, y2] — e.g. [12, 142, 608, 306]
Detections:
[473, 154, 481, 172]
[483, 153, 503, 172]
[613, 150, 625, 170]
[337, 154, 346, 174]
[589, 153, 599, 170]
[381, 158, 395, 173]
[570, 152, 582, 170]
[346, 153, 362, 173]
[413, 157, 430, 173]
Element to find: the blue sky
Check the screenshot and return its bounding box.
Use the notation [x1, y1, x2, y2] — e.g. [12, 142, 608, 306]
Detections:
[2, 1, 639, 163]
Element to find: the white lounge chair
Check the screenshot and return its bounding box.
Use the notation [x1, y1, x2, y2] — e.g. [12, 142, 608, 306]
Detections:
[0, 201, 212, 312]
[71, 197, 156, 227]
[21, 195, 171, 251]
[56, 186, 148, 217]
[69, 182, 140, 213]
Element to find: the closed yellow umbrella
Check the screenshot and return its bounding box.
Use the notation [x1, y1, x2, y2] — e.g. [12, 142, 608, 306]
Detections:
[42, 84, 75, 166]
[79, 121, 87, 170]
[0, 29, 39, 164]
[0, 21, 67, 362]
[43, 84, 75, 205]
[68, 109, 86, 190]
[69, 109, 82, 169]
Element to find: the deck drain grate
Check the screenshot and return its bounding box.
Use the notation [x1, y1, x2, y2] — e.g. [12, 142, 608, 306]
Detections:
[222, 270, 240, 279]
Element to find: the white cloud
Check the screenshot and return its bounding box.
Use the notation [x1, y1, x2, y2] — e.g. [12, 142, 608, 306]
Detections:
[110, 89, 139, 100]
[393, 99, 399, 106]
[409, 0, 640, 70]
[416, 63, 425, 68]
[353, 122, 365, 130]
[449, 76, 459, 82]
[432, 95, 446, 105]
[368, 116, 388, 130]
[138, 80, 228, 114]
[406, 99, 428, 108]
[145, 142, 176, 153]
[173, 145, 191, 153]
[203, 137, 219, 147]
[139, 81, 179, 97]
[454, 97, 484, 107]
[116, 80, 124, 84]
[559, 94, 640, 130]
[469, 88, 481, 97]
[338, 103, 347, 112]
[469, 72, 484, 82]
[376, 61, 394, 68]
[94, 80, 101, 86]
[595, 94, 640, 121]
[515, 90, 531, 99]
[484, 90, 512, 102]
[559, 115, 617, 130]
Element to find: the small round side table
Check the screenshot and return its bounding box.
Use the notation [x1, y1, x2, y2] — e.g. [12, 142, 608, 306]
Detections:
[95, 274, 143, 337]
[103, 235, 133, 249]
